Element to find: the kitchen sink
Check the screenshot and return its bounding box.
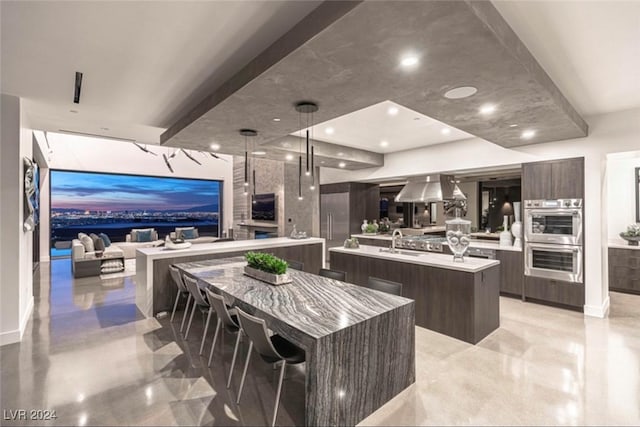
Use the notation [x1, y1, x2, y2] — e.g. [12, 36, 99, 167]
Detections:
[379, 248, 422, 257]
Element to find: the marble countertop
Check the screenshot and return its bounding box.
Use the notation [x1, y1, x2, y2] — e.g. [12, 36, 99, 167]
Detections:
[136, 236, 325, 260]
[330, 245, 500, 273]
[175, 258, 413, 340]
[609, 242, 640, 250]
[350, 234, 522, 252]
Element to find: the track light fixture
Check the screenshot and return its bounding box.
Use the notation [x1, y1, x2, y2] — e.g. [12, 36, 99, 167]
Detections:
[295, 101, 318, 200]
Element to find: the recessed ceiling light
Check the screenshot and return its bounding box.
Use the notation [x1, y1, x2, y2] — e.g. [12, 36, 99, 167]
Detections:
[337, 152, 344, 157]
[70, 109, 78, 113]
[251, 150, 266, 155]
[285, 154, 294, 161]
[479, 104, 497, 115]
[521, 129, 536, 139]
[325, 127, 335, 135]
[509, 124, 518, 128]
[413, 117, 420, 121]
[338, 162, 346, 168]
[380, 140, 389, 147]
[272, 118, 281, 122]
[400, 55, 419, 68]
[320, 161, 326, 164]
[387, 106, 399, 116]
[210, 143, 220, 150]
[100, 127, 109, 131]
[441, 128, 451, 135]
[444, 86, 478, 99]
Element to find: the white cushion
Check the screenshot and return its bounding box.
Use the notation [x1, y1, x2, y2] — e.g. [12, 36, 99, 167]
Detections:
[79, 234, 94, 252]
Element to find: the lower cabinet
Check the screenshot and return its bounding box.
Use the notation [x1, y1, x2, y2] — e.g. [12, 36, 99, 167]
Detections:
[524, 276, 584, 310]
[496, 250, 523, 297]
[609, 247, 640, 294]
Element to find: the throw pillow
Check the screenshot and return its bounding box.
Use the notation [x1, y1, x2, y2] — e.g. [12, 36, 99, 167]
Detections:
[99, 232, 112, 247]
[89, 233, 102, 249]
[136, 229, 153, 242]
[181, 228, 198, 240]
[94, 236, 106, 252]
[131, 228, 154, 242]
[79, 234, 95, 252]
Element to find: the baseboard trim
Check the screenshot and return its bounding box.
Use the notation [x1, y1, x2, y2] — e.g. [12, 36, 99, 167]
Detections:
[19, 296, 34, 340]
[584, 296, 610, 318]
[0, 296, 34, 347]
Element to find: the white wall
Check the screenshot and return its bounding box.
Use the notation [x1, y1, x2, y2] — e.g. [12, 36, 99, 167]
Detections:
[0, 94, 34, 346]
[34, 132, 234, 260]
[320, 107, 640, 318]
[607, 151, 640, 244]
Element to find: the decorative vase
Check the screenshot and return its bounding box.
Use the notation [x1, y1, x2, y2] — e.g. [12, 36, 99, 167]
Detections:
[500, 215, 513, 247]
[620, 233, 640, 246]
[361, 219, 368, 233]
[372, 219, 379, 233]
[511, 202, 523, 249]
[446, 216, 471, 262]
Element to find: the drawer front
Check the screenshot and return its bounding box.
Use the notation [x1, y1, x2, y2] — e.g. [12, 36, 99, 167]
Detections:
[524, 276, 584, 308]
[609, 248, 640, 268]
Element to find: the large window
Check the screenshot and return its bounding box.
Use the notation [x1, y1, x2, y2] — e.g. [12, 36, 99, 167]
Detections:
[50, 170, 222, 257]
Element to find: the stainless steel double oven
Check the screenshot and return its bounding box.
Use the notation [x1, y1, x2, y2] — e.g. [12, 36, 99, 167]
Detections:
[524, 199, 584, 283]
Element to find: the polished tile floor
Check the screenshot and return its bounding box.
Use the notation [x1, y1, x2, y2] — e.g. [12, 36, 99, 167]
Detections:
[1, 260, 639, 426]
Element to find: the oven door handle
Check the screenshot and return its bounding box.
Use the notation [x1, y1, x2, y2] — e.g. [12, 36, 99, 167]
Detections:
[526, 242, 582, 253]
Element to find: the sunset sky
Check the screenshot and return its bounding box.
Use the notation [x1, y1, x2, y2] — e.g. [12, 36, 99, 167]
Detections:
[51, 171, 220, 211]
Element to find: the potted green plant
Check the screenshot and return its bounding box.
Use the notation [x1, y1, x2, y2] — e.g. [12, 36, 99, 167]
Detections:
[244, 251, 292, 285]
[363, 223, 377, 235]
[620, 223, 640, 246]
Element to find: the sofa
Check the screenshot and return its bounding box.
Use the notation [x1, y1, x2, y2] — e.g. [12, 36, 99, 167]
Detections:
[72, 238, 125, 277]
[169, 227, 219, 244]
[113, 229, 164, 259]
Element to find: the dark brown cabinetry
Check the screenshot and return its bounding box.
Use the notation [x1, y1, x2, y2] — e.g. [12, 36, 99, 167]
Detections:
[497, 250, 524, 297]
[522, 157, 584, 200]
[609, 247, 640, 294]
[330, 250, 500, 344]
[355, 237, 390, 248]
[524, 276, 584, 310]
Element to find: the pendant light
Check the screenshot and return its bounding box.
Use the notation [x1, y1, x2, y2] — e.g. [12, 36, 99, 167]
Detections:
[295, 101, 319, 198]
[239, 129, 257, 196]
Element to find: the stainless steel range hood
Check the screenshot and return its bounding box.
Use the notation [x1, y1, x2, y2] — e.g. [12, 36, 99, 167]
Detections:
[394, 174, 466, 203]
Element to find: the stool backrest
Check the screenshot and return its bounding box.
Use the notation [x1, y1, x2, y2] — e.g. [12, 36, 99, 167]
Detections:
[367, 276, 403, 296]
[319, 268, 346, 282]
[183, 275, 209, 307]
[205, 289, 239, 329]
[287, 260, 304, 271]
[235, 308, 281, 361]
[169, 265, 187, 292]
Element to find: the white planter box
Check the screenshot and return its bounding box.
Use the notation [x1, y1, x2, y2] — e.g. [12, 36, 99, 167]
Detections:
[244, 265, 292, 285]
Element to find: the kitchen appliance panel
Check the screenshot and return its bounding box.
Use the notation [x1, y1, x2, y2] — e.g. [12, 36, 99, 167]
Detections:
[321, 192, 350, 260]
[524, 199, 583, 245]
[525, 242, 583, 283]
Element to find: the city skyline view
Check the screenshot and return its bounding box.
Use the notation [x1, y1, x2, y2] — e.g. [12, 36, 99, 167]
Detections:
[51, 171, 221, 212]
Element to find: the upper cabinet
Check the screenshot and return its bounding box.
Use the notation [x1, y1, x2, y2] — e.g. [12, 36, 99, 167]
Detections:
[522, 157, 584, 200]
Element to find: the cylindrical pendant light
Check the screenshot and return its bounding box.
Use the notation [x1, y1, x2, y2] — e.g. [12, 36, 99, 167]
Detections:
[298, 155, 303, 200]
[310, 146, 316, 191]
[295, 101, 318, 180]
[239, 129, 257, 196]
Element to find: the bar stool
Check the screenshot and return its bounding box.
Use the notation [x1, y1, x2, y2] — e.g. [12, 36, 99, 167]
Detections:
[204, 289, 242, 378]
[168, 265, 190, 323]
[367, 276, 403, 296]
[319, 268, 346, 281]
[234, 308, 306, 427]
[286, 260, 304, 271]
[182, 276, 211, 354]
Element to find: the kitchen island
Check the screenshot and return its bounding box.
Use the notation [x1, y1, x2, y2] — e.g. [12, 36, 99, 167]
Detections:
[330, 245, 501, 344]
[135, 237, 324, 317]
[175, 258, 415, 426]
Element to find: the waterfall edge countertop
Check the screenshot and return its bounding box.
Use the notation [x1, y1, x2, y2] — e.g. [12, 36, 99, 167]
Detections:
[175, 258, 414, 339]
[175, 258, 415, 426]
[330, 244, 500, 273]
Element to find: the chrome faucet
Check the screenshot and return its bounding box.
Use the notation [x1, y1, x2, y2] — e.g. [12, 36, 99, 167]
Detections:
[391, 229, 403, 253]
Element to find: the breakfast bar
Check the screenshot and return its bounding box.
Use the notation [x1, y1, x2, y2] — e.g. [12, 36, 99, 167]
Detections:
[175, 258, 415, 426]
